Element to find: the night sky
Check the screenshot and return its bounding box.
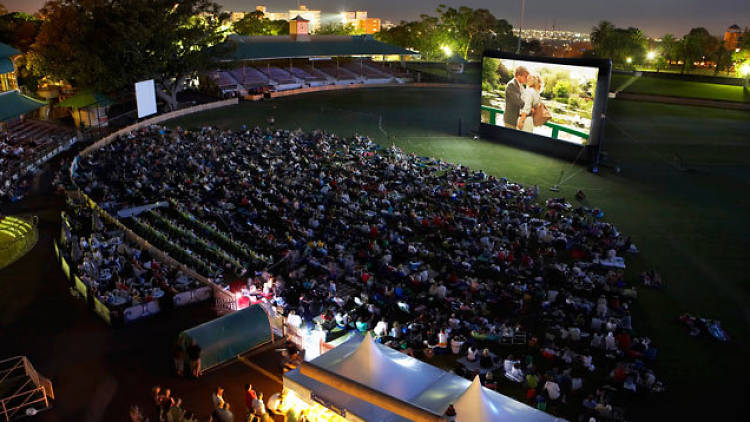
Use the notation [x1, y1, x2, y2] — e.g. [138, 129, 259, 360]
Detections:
[3, 0, 748, 37]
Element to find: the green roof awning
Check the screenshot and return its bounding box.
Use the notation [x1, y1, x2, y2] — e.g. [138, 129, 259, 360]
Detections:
[0, 58, 14, 74]
[0, 42, 21, 59]
[58, 89, 114, 108]
[222, 34, 418, 61]
[0, 90, 46, 122]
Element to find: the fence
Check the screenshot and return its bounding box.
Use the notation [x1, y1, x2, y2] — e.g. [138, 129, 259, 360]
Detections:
[480, 105, 589, 142]
[0, 136, 78, 201]
[69, 99, 240, 318]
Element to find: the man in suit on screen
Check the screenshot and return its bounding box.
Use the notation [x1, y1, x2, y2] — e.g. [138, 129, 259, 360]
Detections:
[503, 65, 529, 129]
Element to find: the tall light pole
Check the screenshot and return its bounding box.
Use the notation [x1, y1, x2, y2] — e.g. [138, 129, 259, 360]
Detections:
[516, 0, 526, 54]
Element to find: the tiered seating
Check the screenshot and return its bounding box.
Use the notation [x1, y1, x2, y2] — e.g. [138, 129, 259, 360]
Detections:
[342, 62, 393, 84]
[59, 196, 209, 324]
[290, 66, 328, 86]
[301, 65, 335, 81]
[364, 60, 411, 78]
[316, 65, 359, 83]
[1, 121, 75, 202]
[265, 66, 296, 85]
[228, 67, 269, 87]
[128, 206, 268, 285]
[207, 70, 239, 95]
[342, 62, 388, 78]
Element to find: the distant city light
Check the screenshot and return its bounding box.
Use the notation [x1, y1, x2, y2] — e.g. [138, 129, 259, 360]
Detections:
[626, 57, 633, 64]
[441, 45, 453, 57]
[647, 51, 657, 61]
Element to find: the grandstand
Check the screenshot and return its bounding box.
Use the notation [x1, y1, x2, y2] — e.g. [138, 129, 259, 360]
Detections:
[0, 42, 76, 202]
[208, 25, 418, 97]
[1, 120, 75, 202]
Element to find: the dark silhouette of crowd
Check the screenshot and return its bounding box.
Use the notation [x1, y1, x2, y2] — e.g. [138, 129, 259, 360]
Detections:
[75, 125, 662, 420]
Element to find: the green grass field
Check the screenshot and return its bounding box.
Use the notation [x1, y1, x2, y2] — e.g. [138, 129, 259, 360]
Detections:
[167, 87, 750, 421]
[611, 73, 750, 102]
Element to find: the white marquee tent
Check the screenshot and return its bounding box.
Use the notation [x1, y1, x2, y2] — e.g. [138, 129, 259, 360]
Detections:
[284, 333, 565, 421]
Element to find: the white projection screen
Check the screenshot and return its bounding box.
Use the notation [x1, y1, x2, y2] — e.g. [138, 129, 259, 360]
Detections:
[135, 79, 157, 118]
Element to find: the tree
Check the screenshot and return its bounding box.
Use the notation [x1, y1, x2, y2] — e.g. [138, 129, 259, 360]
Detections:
[30, 0, 231, 111]
[314, 22, 359, 36]
[590, 21, 616, 58]
[376, 7, 516, 61]
[660, 34, 679, 64]
[713, 43, 732, 75]
[471, 18, 517, 58]
[437, 5, 495, 60]
[678, 27, 716, 74]
[590, 22, 646, 66]
[375, 16, 445, 60]
[233, 10, 269, 35]
[0, 4, 7, 16]
[233, 10, 288, 36]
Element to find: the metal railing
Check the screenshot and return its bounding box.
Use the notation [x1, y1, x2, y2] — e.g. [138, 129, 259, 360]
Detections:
[480, 105, 589, 141]
[0, 356, 52, 422]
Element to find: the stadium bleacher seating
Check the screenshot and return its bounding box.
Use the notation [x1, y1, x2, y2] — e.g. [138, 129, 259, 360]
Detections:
[1, 120, 74, 201]
[228, 67, 270, 87]
[290, 66, 329, 86]
[317, 65, 359, 84]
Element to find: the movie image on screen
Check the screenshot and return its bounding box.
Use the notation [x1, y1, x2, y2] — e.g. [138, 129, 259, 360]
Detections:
[481, 57, 600, 145]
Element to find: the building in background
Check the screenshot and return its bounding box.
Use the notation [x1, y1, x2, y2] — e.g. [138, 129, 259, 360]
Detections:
[255, 6, 290, 22]
[248, 5, 381, 34]
[341, 10, 381, 34]
[229, 11, 246, 23]
[723, 24, 744, 51]
[287, 5, 321, 32]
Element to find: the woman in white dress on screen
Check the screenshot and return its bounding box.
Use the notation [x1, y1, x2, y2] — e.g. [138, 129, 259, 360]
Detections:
[517, 74, 543, 133]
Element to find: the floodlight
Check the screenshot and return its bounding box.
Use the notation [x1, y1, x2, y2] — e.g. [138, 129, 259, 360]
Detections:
[626, 57, 633, 64]
[646, 51, 656, 61]
[441, 45, 453, 57]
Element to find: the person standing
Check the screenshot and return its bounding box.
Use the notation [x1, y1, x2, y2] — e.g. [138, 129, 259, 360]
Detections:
[503, 66, 530, 129]
[252, 392, 266, 421]
[244, 384, 257, 420]
[211, 386, 225, 410]
[187, 339, 201, 378]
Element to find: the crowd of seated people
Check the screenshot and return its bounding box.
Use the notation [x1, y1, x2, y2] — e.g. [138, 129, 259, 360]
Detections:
[62, 195, 201, 315]
[1, 130, 71, 202]
[74, 125, 659, 419]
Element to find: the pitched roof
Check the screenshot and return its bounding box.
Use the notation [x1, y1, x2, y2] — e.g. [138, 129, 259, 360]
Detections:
[0, 90, 46, 122]
[0, 57, 14, 74]
[0, 42, 21, 59]
[223, 34, 418, 61]
[288, 334, 565, 422]
[454, 375, 565, 422]
[58, 89, 114, 108]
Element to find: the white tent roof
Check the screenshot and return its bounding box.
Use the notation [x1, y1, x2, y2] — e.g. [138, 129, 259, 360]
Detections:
[455, 376, 565, 422]
[307, 332, 465, 415]
[286, 334, 563, 421]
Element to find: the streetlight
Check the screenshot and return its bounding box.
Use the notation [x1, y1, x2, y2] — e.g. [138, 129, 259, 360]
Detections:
[441, 45, 453, 57]
[626, 57, 633, 64]
[647, 51, 657, 61]
[740, 62, 750, 90]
